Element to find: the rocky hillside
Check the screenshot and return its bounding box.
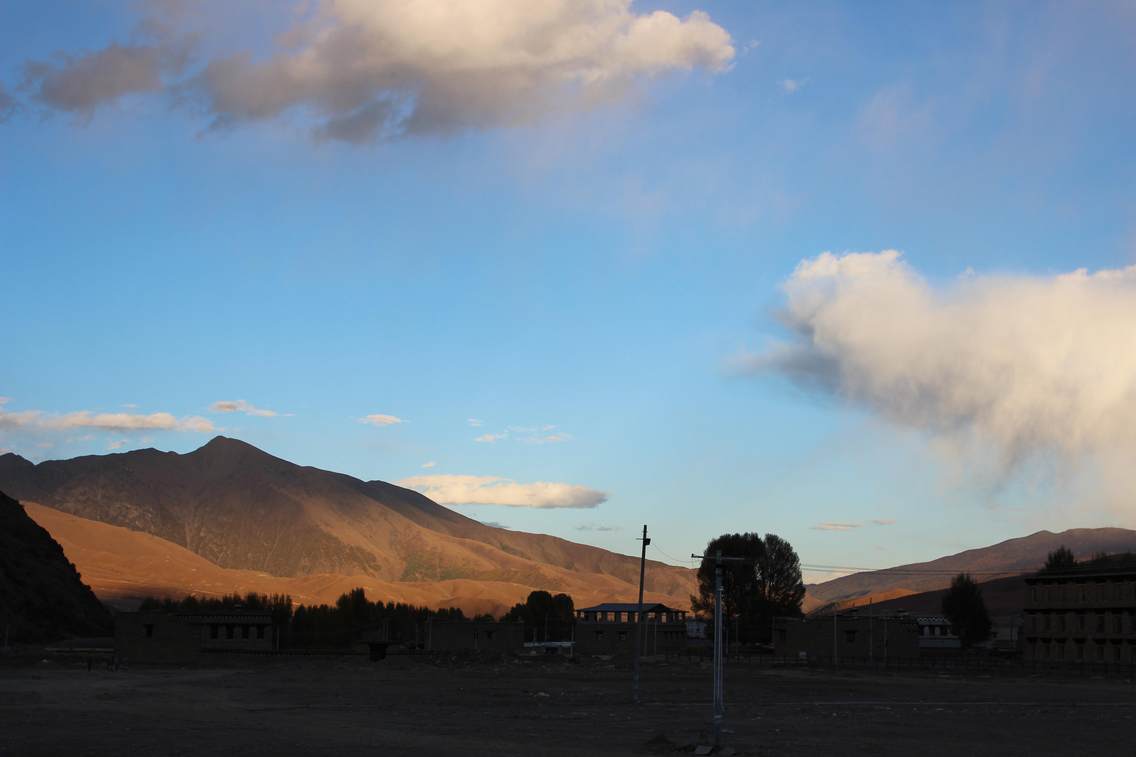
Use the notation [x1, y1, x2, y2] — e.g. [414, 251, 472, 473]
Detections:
[0, 490, 111, 642]
[0, 438, 694, 614]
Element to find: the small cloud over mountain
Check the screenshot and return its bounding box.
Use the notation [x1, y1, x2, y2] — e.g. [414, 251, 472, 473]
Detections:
[211, 399, 280, 417]
[398, 474, 607, 509]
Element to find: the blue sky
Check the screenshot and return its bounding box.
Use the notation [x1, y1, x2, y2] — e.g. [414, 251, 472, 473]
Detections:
[2, 1, 1135, 578]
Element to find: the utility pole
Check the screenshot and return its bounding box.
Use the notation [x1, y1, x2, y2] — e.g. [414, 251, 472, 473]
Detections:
[692, 550, 749, 747]
[632, 524, 650, 704]
[869, 599, 874, 665]
[832, 608, 838, 666]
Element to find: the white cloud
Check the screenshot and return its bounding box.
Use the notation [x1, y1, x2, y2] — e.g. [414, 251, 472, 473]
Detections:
[474, 432, 508, 443]
[467, 418, 483, 427]
[780, 78, 805, 94]
[747, 250, 1136, 488]
[15, 1, 733, 142]
[0, 406, 213, 433]
[871, 518, 896, 526]
[421, 460, 438, 469]
[360, 413, 403, 426]
[398, 474, 607, 509]
[0, 397, 10, 406]
[811, 522, 861, 532]
[108, 440, 128, 450]
[211, 399, 280, 417]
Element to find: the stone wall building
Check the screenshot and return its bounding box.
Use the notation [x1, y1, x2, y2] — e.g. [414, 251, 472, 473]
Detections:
[1024, 566, 1136, 664]
[115, 610, 275, 664]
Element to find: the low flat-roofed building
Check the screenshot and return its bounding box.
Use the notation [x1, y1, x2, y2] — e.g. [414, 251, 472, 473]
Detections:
[774, 614, 919, 662]
[115, 610, 275, 664]
[1024, 565, 1136, 664]
[425, 620, 525, 654]
[915, 615, 961, 652]
[574, 603, 689, 657]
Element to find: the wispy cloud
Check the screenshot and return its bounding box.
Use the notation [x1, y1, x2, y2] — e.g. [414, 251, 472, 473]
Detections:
[467, 418, 483, 428]
[108, 440, 128, 450]
[421, 460, 437, 469]
[474, 432, 508, 443]
[360, 413, 403, 427]
[811, 522, 861, 532]
[780, 77, 806, 94]
[211, 399, 280, 417]
[575, 523, 621, 532]
[0, 404, 213, 433]
[871, 518, 896, 526]
[398, 474, 607, 509]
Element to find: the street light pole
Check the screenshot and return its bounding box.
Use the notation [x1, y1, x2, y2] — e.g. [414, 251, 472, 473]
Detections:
[692, 550, 749, 746]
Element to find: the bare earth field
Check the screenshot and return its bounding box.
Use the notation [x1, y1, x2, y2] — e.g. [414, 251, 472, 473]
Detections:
[1, 656, 1133, 756]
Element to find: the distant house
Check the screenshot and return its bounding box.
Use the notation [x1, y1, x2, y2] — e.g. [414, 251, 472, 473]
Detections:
[773, 614, 919, 662]
[573, 603, 688, 657]
[115, 610, 275, 664]
[1023, 565, 1136, 664]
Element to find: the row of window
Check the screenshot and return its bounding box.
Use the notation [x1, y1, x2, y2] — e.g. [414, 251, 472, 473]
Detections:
[1030, 581, 1136, 604]
[1027, 611, 1132, 635]
[1030, 638, 1134, 663]
[207, 623, 268, 641]
[590, 629, 686, 641]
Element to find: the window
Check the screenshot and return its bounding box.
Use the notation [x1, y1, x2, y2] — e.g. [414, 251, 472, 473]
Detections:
[1056, 614, 1065, 632]
[594, 630, 605, 640]
[1097, 642, 1105, 661]
[485, 630, 494, 640]
[1097, 614, 1105, 633]
[618, 631, 627, 641]
[1114, 614, 1123, 634]
[1078, 614, 1086, 632]
[844, 630, 857, 643]
[143, 624, 154, 638]
[256, 625, 266, 640]
[210, 624, 219, 639]
[1075, 643, 1084, 661]
[226, 624, 235, 639]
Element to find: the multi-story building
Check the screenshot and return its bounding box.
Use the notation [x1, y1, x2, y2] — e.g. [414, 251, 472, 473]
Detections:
[573, 602, 688, 657]
[1023, 566, 1136, 663]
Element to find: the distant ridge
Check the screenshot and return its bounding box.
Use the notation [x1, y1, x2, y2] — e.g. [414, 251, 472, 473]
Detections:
[0, 438, 694, 615]
[805, 527, 1136, 612]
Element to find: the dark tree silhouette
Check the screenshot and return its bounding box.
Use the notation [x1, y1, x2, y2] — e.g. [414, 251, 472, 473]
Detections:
[941, 573, 991, 648]
[691, 533, 805, 643]
[1043, 545, 1077, 572]
[500, 590, 575, 641]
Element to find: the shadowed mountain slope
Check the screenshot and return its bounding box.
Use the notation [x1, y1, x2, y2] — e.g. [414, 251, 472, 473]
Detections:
[805, 528, 1136, 612]
[0, 438, 694, 612]
[0, 490, 111, 642]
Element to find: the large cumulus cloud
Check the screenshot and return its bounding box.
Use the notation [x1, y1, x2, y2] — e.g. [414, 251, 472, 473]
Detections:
[747, 250, 1136, 478]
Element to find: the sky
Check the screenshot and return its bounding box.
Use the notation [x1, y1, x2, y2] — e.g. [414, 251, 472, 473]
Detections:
[2, 1, 1135, 580]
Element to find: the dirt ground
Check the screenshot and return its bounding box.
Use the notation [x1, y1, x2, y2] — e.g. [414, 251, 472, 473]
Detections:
[1, 655, 1133, 756]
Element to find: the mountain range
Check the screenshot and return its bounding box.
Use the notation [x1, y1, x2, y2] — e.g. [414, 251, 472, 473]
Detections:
[0, 437, 695, 615]
[804, 527, 1136, 613]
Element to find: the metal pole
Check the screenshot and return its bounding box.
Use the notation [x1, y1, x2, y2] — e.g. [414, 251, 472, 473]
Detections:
[632, 525, 649, 704]
[714, 550, 724, 743]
